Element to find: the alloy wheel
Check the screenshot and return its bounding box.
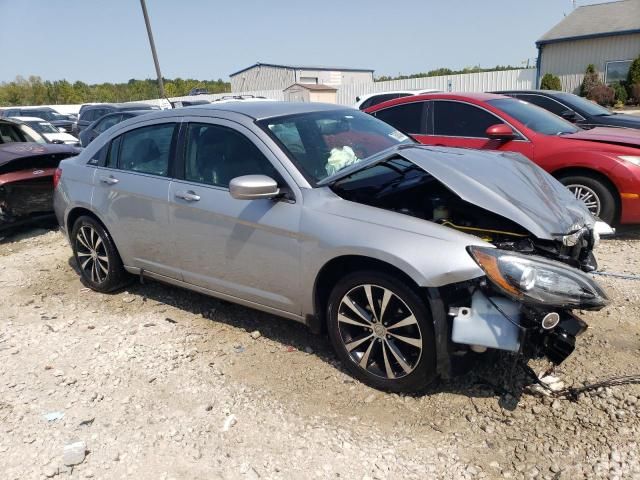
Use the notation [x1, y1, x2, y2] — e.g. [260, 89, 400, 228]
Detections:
[337, 284, 423, 379]
[75, 225, 109, 284]
[567, 184, 601, 217]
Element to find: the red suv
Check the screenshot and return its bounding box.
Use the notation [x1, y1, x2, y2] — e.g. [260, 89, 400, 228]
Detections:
[366, 93, 640, 225]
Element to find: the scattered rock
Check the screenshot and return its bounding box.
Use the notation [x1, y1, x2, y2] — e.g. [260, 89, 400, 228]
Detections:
[63, 440, 87, 466]
[250, 330, 261, 340]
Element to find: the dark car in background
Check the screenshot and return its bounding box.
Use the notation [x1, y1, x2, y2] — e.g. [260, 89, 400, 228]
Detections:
[1, 106, 76, 134]
[188, 88, 209, 96]
[494, 90, 640, 130]
[75, 103, 160, 135]
[79, 110, 152, 147]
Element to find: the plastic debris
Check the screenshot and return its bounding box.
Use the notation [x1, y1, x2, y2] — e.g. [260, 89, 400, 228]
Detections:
[43, 411, 64, 422]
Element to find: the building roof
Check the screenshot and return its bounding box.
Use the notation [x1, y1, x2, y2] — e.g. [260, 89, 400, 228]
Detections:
[283, 83, 338, 92]
[537, 0, 640, 45]
[230, 62, 374, 77]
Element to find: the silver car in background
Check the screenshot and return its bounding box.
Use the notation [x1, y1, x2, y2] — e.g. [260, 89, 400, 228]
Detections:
[54, 102, 608, 393]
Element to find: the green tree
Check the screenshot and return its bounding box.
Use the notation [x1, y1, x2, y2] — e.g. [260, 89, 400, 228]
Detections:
[540, 73, 561, 90]
[580, 64, 602, 97]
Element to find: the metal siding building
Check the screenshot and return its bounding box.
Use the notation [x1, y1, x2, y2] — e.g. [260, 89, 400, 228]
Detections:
[230, 63, 374, 92]
[536, 0, 640, 93]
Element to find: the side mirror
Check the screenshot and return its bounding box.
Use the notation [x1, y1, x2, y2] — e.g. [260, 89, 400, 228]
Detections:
[58, 127, 66, 133]
[486, 123, 516, 141]
[560, 110, 578, 122]
[229, 175, 280, 200]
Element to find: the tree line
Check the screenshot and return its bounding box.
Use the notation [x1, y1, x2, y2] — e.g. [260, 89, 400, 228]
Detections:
[375, 65, 525, 82]
[0, 76, 231, 106]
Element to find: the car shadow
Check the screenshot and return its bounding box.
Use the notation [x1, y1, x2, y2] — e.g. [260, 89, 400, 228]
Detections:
[0, 219, 58, 244]
[609, 225, 640, 241]
[66, 255, 543, 407]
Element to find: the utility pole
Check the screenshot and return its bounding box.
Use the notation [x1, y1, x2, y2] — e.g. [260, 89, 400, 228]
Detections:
[139, 0, 165, 97]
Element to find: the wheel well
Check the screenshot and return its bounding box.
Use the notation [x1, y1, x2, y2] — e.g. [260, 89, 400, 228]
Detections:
[66, 207, 107, 237]
[312, 255, 423, 334]
[552, 167, 621, 220]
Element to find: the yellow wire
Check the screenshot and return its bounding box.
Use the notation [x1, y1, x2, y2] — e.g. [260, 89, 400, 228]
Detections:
[440, 220, 529, 238]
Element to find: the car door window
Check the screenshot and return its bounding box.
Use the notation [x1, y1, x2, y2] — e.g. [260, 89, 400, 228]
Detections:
[117, 123, 175, 176]
[184, 123, 282, 188]
[433, 101, 501, 138]
[96, 115, 121, 133]
[517, 95, 567, 116]
[373, 101, 426, 134]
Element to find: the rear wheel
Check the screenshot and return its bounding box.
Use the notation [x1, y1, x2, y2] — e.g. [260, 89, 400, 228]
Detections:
[558, 174, 617, 224]
[327, 271, 437, 393]
[71, 215, 130, 292]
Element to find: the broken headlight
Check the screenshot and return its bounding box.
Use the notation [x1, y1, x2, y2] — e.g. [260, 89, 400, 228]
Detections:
[467, 246, 609, 309]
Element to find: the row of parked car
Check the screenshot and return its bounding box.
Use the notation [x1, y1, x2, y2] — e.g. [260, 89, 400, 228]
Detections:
[4, 88, 634, 392]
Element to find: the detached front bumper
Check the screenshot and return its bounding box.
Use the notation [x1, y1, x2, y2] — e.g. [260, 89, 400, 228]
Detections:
[450, 289, 590, 365]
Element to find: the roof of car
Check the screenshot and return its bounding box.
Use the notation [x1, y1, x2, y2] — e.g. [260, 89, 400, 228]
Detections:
[176, 101, 349, 120]
[85, 102, 157, 110]
[492, 90, 563, 95]
[11, 116, 49, 122]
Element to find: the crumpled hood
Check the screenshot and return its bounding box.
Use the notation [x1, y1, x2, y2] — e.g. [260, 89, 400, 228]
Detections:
[396, 146, 594, 240]
[0, 143, 80, 168]
[561, 126, 640, 148]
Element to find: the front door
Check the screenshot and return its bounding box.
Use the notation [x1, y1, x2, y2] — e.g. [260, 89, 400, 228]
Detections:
[91, 121, 181, 279]
[414, 100, 535, 160]
[168, 119, 302, 314]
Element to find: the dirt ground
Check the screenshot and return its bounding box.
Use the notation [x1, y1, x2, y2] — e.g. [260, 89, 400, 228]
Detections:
[1, 225, 639, 480]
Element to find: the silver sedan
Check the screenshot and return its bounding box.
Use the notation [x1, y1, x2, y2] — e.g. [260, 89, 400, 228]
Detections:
[54, 102, 608, 393]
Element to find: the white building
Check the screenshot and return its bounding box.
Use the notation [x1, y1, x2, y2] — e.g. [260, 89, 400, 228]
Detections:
[230, 62, 374, 93]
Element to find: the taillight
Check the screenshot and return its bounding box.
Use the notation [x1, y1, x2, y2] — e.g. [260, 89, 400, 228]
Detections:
[53, 167, 62, 189]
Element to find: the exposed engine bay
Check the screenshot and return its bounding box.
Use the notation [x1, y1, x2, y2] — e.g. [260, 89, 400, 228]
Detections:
[331, 156, 598, 272]
[331, 155, 607, 367]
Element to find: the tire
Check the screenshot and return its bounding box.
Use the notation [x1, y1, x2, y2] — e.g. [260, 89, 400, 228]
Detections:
[327, 271, 437, 393]
[71, 215, 130, 292]
[557, 174, 617, 224]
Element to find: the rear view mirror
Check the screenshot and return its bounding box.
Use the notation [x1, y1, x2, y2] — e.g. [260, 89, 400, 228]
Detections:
[560, 110, 578, 122]
[229, 175, 280, 200]
[486, 124, 516, 141]
[58, 127, 66, 133]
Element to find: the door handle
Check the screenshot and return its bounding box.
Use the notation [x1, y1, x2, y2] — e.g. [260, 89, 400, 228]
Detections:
[175, 190, 201, 202]
[99, 175, 119, 185]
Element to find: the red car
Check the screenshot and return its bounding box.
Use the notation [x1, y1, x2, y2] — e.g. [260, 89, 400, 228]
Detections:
[366, 93, 640, 225]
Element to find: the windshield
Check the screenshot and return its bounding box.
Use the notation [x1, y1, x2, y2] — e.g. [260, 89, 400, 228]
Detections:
[488, 98, 580, 135]
[26, 120, 58, 134]
[554, 92, 612, 116]
[258, 109, 413, 184]
[0, 122, 47, 144]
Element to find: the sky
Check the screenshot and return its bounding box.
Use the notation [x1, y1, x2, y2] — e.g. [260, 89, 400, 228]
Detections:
[0, 0, 618, 84]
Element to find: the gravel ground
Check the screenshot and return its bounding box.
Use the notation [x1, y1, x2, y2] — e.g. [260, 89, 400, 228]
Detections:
[0, 226, 639, 480]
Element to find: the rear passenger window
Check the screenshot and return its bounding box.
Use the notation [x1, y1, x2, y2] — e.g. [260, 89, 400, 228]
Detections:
[433, 101, 500, 138]
[117, 124, 175, 176]
[373, 102, 425, 134]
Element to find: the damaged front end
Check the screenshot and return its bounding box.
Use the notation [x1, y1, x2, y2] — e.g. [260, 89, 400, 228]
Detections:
[328, 145, 610, 367]
[446, 247, 608, 366]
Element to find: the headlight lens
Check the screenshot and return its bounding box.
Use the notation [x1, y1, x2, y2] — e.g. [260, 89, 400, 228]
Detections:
[619, 155, 640, 167]
[468, 246, 609, 309]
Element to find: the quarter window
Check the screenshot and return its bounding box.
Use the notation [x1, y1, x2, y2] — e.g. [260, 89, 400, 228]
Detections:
[433, 101, 500, 138]
[373, 102, 425, 134]
[184, 123, 282, 188]
[117, 123, 175, 176]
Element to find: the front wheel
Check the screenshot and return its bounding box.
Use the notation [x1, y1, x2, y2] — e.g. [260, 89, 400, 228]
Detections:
[558, 174, 617, 224]
[327, 271, 437, 393]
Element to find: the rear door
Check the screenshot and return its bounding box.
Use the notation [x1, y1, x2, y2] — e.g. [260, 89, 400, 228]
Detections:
[168, 117, 302, 314]
[415, 100, 535, 160]
[91, 119, 182, 278]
